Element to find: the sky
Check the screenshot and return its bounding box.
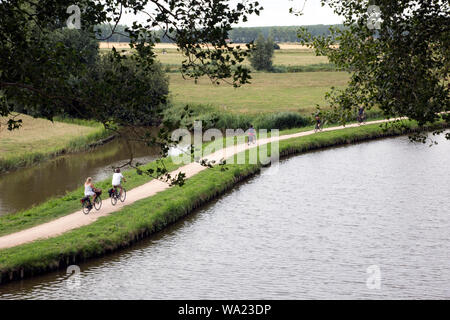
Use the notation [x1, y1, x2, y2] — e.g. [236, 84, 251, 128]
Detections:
[121, 0, 344, 27]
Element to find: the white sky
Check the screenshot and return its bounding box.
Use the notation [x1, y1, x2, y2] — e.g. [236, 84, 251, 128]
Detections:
[121, 0, 344, 27]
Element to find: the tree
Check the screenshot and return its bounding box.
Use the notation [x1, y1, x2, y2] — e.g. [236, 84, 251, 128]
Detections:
[249, 34, 275, 71]
[0, 0, 263, 130]
[0, 0, 264, 185]
[297, 0, 449, 140]
[74, 53, 169, 128]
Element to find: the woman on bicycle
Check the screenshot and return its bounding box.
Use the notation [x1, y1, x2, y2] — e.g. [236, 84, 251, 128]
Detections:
[84, 177, 98, 205]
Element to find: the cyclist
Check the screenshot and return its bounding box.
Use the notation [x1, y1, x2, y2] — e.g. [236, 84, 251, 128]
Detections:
[248, 125, 256, 145]
[84, 177, 98, 208]
[314, 115, 322, 132]
[112, 168, 126, 198]
[357, 106, 366, 124]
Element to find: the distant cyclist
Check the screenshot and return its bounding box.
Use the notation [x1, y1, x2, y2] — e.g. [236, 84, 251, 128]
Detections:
[112, 168, 126, 197]
[314, 115, 322, 132]
[248, 125, 256, 145]
[357, 106, 366, 124]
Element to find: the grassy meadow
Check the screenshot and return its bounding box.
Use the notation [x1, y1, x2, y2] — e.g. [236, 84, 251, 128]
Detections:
[98, 43, 347, 117]
[0, 114, 108, 172]
[157, 46, 346, 116]
[151, 47, 330, 67]
[168, 72, 349, 115]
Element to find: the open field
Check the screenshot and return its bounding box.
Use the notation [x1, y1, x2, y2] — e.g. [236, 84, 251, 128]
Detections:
[0, 115, 107, 172]
[98, 42, 330, 67]
[154, 49, 329, 67]
[98, 42, 317, 50]
[169, 72, 350, 114]
[152, 48, 329, 67]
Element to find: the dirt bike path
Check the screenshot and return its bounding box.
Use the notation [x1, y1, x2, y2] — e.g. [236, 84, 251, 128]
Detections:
[0, 119, 392, 250]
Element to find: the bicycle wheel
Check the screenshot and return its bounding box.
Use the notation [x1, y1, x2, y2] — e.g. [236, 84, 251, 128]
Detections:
[111, 193, 117, 206]
[94, 196, 102, 211]
[120, 188, 126, 202]
[82, 201, 91, 215]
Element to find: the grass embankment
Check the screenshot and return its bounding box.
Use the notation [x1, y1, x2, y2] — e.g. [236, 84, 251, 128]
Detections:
[0, 120, 448, 283]
[0, 115, 110, 173]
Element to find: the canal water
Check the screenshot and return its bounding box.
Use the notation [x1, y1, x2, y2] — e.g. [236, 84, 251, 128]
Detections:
[0, 133, 449, 299]
[0, 138, 160, 215]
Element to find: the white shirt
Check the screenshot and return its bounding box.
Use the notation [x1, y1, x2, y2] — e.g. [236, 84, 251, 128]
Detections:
[84, 184, 94, 196]
[112, 173, 124, 186]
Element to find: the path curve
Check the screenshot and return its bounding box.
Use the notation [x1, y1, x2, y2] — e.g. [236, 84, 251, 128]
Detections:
[0, 119, 396, 250]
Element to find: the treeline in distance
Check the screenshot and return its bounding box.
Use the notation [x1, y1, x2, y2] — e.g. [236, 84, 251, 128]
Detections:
[95, 24, 343, 43]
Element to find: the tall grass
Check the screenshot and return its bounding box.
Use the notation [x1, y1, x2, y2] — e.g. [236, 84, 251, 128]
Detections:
[164, 104, 311, 131]
[253, 112, 310, 130]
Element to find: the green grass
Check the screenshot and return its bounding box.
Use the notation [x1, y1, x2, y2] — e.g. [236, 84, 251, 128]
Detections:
[0, 115, 109, 173]
[1, 119, 448, 282]
[272, 49, 329, 66]
[169, 72, 350, 115]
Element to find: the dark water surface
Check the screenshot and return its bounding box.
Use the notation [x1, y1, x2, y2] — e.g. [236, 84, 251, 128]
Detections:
[0, 138, 159, 215]
[0, 133, 449, 299]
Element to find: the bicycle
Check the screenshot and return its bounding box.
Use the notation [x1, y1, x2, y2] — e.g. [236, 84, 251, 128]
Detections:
[81, 190, 102, 214]
[110, 186, 126, 206]
[314, 120, 325, 133]
[357, 112, 367, 125]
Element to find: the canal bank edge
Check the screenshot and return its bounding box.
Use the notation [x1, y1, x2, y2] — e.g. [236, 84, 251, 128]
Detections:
[0, 124, 112, 174]
[0, 121, 448, 284]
